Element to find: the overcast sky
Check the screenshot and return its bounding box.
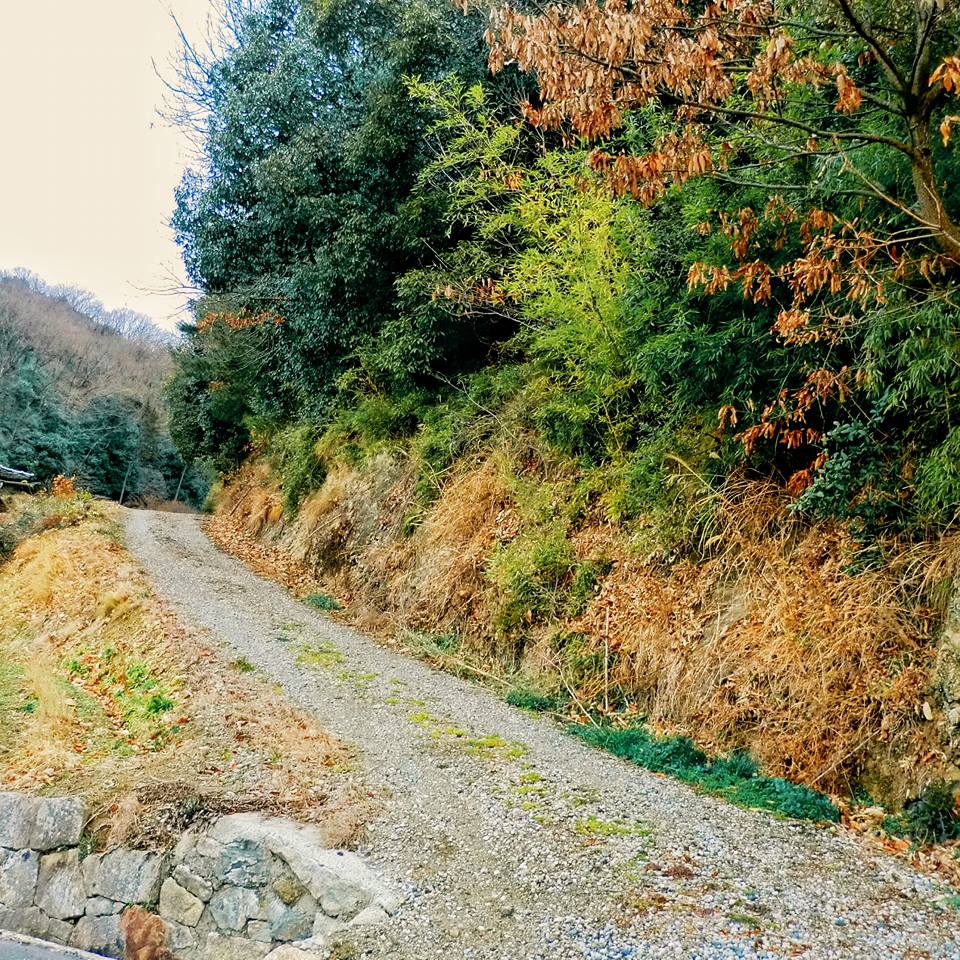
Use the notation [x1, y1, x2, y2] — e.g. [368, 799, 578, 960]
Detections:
[0, 0, 215, 330]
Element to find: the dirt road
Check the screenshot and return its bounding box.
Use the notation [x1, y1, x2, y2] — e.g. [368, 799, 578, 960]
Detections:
[124, 508, 960, 960]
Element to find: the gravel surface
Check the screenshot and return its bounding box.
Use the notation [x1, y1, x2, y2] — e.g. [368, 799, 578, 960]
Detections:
[123, 508, 960, 960]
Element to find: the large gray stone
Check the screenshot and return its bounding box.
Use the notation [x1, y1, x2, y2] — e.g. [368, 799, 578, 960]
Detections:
[0, 794, 38, 850]
[264, 947, 326, 960]
[80, 853, 100, 890]
[85, 896, 123, 916]
[350, 904, 389, 926]
[0, 847, 40, 907]
[93, 847, 164, 903]
[42, 914, 75, 944]
[209, 884, 259, 932]
[208, 814, 398, 920]
[172, 830, 197, 863]
[264, 890, 315, 941]
[312, 913, 344, 940]
[30, 796, 86, 850]
[36, 850, 86, 920]
[195, 836, 224, 860]
[247, 919, 272, 942]
[199, 932, 271, 960]
[217, 837, 271, 888]
[0, 906, 73, 945]
[160, 876, 204, 927]
[318, 879, 363, 919]
[173, 862, 214, 901]
[70, 914, 125, 959]
[0, 904, 47, 939]
[164, 917, 200, 954]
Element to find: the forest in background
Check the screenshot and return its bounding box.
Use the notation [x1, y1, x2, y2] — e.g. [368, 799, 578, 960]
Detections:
[0, 272, 206, 505]
[165, 0, 960, 813]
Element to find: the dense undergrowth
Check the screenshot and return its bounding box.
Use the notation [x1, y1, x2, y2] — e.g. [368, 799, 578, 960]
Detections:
[167, 0, 960, 831]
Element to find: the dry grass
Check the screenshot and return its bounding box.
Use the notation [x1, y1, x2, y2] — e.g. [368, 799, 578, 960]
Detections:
[393, 456, 511, 647]
[570, 482, 940, 801]
[209, 458, 953, 806]
[214, 456, 514, 650]
[0, 495, 370, 849]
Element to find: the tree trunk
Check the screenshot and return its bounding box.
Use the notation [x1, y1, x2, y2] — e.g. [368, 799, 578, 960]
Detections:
[911, 116, 960, 262]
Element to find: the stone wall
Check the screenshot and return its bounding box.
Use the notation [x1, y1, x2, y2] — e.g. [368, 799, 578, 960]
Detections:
[0, 794, 398, 959]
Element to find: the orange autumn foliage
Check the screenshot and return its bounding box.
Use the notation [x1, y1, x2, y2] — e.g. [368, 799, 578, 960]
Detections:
[484, 0, 960, 474]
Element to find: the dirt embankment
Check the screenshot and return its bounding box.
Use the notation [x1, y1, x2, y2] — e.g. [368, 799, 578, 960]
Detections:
[0, 492, 368, 848]
[208, 455, 960, 810]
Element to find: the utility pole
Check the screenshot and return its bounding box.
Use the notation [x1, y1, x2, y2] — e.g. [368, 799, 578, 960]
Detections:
[118, 461, 134, 506]
[173, 463, 188, 504]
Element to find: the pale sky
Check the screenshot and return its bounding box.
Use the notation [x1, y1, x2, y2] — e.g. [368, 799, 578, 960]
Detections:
[0, 1, 216, 330]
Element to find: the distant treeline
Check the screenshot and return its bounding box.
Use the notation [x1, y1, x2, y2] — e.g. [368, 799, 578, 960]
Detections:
[0, 275, 207, 505]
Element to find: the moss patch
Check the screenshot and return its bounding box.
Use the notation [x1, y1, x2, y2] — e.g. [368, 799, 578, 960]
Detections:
[573, 723, 839, 823]
[296, 641, 345, 670]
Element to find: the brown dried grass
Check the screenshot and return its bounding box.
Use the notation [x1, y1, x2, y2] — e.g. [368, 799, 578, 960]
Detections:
[0, 497, 369, 849]
[211, 457, 952, 803]
[393, 456, 510, 646]
[571, 480, 941, 799]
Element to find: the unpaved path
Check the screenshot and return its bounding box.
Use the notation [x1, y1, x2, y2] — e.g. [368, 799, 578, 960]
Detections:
[124, 509, 960, 960]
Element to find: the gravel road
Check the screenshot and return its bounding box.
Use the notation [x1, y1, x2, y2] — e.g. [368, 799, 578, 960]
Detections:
[123, 508, 960, 960]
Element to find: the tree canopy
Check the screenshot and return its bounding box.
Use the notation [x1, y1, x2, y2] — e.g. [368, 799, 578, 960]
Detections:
[168, 0, 960, 536]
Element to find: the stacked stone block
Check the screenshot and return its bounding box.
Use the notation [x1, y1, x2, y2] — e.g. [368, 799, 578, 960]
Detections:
[0, 795, 397, 959]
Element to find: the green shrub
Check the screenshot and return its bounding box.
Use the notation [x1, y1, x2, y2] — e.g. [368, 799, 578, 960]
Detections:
[334, 392, 430, 447]
[572, 723, 839, 822]
[487, 525, 578, 643]
[146, 694, 175, 715]
[706, 749, 760, 783]
[269, 424, 327, 515]
[305, 593, 342, 611]
[915, 429, 960, 529]
[885, 781, 960, 843]
[725, 776, 839, 822]
[563, 558, 611, 618]
[404, 630, 460, 657]
[0, 524, 15, 560]
[506, 686, 564, 712]
[578, 724, 709, 777]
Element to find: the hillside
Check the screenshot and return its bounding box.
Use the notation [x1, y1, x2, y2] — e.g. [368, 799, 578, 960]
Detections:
[163, 0, 960, 830]
[0, 272, 171, 404]
[0, 273, 205, 505]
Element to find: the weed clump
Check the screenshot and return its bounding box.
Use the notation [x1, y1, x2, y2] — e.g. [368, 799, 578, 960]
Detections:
[305, 593, 342, 611]
[884, 781, 960, 843]
[573, 723, 839, 823]
[506, 687, 564, 712]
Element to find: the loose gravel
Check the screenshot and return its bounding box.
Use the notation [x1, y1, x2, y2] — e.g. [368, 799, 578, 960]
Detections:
[124, 508, 960, 960]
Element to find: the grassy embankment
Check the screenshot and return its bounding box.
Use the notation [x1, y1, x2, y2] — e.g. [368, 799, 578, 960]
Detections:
[0, 490, 367, 848]
[202, 410, 960, 864]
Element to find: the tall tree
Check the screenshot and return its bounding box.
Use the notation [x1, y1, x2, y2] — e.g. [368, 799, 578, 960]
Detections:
[171, 0, 498, 439]
[485, 0, 960, 524]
